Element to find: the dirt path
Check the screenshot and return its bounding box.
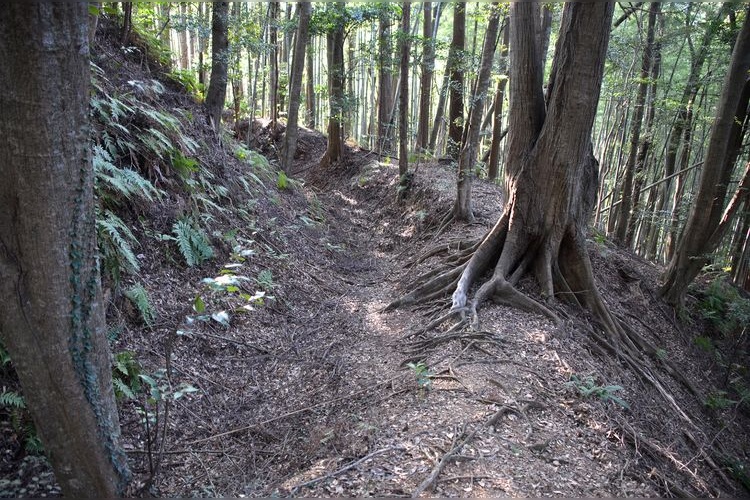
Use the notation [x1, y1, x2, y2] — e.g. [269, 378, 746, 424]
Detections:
[256, 150, 658, 498]
[112, 130, 746, 498]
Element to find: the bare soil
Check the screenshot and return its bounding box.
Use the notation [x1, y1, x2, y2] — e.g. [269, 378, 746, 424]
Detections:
[1, 19, 749, 498]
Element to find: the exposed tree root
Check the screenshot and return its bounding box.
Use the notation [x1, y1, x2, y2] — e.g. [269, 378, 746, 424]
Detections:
[387, 207, 727, 495]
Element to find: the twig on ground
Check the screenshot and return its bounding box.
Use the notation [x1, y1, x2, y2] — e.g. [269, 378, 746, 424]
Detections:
[184, 374, 406, 446]
[291, 446, 405, 493]
[411, 405, 516, 497]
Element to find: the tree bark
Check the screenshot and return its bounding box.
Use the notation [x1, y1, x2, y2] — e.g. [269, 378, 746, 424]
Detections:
[660, 6, 750, 307]
[415, 1, 434, 153]
[453, 3, 501, 222]
[487, 22, 509, 181]
[269, 1, 280, 129]
[377, 10, 394, 155]
[205, 1, 229, 133]
[0, 3, 130, 496]
[305, 35, 316, 129]
[398, 3, 411, 197]
[321, 3, 346, 167]
[179, 2, 190, 70]
[447, 2, 466, 161]
[281, 2, 311, 173]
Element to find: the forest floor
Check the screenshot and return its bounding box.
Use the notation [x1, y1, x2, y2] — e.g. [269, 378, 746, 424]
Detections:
[1, 19, 749, 498]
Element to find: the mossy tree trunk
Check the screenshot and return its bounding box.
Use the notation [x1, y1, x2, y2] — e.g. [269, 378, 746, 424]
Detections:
[0, 3, 130, 496]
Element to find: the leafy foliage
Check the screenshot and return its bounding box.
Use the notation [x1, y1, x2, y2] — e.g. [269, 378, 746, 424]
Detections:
[698, 277, 750, 339]
[124, 283, 156, 326]
[94, 145, 161, 208]
[566, 374, 630, 409]
[97, 210, 141, 284]
[0, 390, 42, 454]
[407, 361, 432, 390]
[172, 218, 214, 267]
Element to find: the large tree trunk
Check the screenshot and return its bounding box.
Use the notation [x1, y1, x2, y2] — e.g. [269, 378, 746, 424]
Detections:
[661, 9, 750, 307]
[205, 1, 229, 133]
[398, 3, 411, 197]
[321, 4, 346, 167]
[446, 2, 466, 161]
[0, 3, 130, 496]
[390, 2, 616, 337]
[415, 2, 434, 153]
[453, 4, 501, 222]
[280, 2, 311, 173]
[377, 10, 394, 155]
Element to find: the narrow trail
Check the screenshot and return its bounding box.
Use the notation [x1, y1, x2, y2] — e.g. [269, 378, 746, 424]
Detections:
[256, 141, 661, 497]
[117, 128, 745, 498]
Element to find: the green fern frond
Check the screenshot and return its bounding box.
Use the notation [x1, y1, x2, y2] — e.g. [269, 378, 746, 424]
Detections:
[124, 283, 156, 326]
[0, 391, 26, 410]
[97, 210, 140, 283]
[113, 378, 136, 400]
[172, 219, 214, 267]
[93, 145, 161, 205]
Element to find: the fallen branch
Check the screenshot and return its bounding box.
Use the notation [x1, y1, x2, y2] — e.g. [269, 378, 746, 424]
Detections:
[411, 405, 516, 497]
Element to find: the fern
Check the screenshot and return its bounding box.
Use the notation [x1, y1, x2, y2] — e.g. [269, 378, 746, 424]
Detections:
[124, 283, 156, 326]
[113, 378, 136, 400]
[172, 219, 214, 267]
[94, 145, 161, 205]
[97, 210, 140, 283]
[0, 391, 26, 409]
[112, 351, 143, 400]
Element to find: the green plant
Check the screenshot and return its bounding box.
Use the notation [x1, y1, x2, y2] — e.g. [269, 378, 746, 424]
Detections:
[94, 145, 162, 208]
[97, 210, 141, 284]
[113, 351, 148, 400]
[171, 218, 214, 267]
[694, 335, 715, 352]
[277, 170, 290, 190]
[170, 150, 200, 179]
[407, 361, 432, 390]
[724, 456, 750, 492]
[167, 68, 205, 98]
[705, 390, 737, 410]
[256, 269, 275, 291]
[124, 283, 156, 326]
[698, 277, 750, 339]
[0, 390, 42, 454]
[566, 374, 629, 409]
